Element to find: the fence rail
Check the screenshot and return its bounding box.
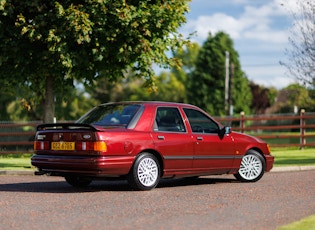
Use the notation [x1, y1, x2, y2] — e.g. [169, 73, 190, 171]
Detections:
[0, 121, 41, 154]
[215, 110, 315, 148]
[1, 110, 315, 154]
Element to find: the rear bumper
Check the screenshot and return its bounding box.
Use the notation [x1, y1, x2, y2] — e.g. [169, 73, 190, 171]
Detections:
[31, 154, 135, 176]
[265, 154, 274, 172]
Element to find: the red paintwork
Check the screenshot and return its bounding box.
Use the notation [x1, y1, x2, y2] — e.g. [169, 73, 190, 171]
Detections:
[31, 101, 274, 179]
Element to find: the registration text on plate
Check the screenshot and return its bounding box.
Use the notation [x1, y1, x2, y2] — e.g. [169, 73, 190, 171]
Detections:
[51, 142, 75, 150]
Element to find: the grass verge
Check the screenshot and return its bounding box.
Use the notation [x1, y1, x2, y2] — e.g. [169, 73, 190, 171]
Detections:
[278, 215, 315, 230]
[272, 147, 315, 166]
[0, 154, 33, 170]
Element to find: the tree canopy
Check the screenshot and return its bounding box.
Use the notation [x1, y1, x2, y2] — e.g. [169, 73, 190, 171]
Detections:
[187, 32, 252, 116]
[0, 0, 190, 122]
[250, 82, 277, 114]
[281, 0, 315, 86]
[278, 84, 315, 113]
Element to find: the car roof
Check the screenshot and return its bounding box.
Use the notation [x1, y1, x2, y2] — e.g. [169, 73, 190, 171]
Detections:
[99, 101, 197, 108]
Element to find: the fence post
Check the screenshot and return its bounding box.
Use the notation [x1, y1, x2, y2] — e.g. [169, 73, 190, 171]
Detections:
[300, 109, 305, 149]
[240, 111, 245, 133]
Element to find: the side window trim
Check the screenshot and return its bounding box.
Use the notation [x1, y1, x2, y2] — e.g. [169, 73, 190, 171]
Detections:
[183, 108, 219, 134]
[154, 107, 186, 133]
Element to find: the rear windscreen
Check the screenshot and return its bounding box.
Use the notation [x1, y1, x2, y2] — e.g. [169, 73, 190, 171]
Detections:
[77, 104, 141, 127]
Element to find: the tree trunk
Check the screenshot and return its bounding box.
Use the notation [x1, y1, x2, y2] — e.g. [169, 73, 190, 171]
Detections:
[43, 75, 55, 123]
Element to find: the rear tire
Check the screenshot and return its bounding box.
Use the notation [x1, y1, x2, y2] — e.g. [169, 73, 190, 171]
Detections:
[65, 176, 92, 187]
[127, 152, 160, 191]
[234, 150, 266, 182]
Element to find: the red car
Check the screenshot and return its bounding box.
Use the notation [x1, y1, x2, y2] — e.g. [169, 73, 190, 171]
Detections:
[32, 101, 274, 190]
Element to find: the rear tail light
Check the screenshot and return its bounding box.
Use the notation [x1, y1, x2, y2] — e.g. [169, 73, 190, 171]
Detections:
[93, 141, 107, 152]
[34, 141, 49, 150]
[34, 141, 107, 152]
[76, 141, 107, 152]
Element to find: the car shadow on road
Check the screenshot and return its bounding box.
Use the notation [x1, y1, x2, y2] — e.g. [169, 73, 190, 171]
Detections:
[0, 179, 131, 193]
[158, 176, 237, 189]
[0, 176, 238, 193]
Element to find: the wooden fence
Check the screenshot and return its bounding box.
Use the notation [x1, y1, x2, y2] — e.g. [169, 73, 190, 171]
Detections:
[215, 110, 315, 148]
[0, 121, 41, 154]
[1, 110, 315, 154]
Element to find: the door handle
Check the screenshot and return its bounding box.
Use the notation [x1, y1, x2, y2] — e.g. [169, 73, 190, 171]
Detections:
[158, 136, 165, 140]
[197, 136, 203, 141]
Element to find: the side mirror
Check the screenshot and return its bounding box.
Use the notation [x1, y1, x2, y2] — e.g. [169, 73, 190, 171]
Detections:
[218, 126, 231, 139]
[225, 126, 231, 134]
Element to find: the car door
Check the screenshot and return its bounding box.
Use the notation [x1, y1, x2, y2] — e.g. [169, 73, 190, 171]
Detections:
[183, 108, 236, 172]
[152, 107, 194, 175]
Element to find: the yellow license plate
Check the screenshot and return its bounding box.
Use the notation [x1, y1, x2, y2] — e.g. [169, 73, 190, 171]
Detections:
[51, 142, 75, 151]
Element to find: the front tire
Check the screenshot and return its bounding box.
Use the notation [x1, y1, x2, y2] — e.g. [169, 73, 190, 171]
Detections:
[234, 150, 266, 182]
[65, 176, 92, 188]
[127, 153, 160, 191]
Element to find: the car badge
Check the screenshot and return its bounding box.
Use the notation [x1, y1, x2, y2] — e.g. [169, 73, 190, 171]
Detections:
[83, 134, 91, 139]
[37, 134, 46, 140]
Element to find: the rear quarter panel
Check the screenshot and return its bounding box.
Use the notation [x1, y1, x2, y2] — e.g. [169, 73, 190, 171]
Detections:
[97, 129, 155, 157]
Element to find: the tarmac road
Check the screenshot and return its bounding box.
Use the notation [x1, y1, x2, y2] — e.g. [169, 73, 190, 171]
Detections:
[0, 170, 314, 230]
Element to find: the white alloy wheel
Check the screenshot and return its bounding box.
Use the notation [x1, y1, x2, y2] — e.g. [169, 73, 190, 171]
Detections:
[128, 153, 160, 190]
[239, 154, 262, 180]
[137, 157, 159, 187]
[235, 150, 266, 182]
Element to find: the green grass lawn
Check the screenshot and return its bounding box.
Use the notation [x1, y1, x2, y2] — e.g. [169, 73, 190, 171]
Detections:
[272, 147, 315, 166]
[0, 154, 33, 170]
[278, 214, 315, 230]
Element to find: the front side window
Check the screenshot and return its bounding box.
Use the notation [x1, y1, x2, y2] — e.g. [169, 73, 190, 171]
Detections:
[154, 107, 186, 132]
[183, 108, 219, 133]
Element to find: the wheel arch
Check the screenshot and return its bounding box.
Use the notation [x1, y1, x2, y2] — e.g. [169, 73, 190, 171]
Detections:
[133, 149, 164, 176]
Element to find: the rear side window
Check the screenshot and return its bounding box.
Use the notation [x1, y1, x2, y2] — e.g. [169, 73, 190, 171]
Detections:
[183, 108, 219, 133]
[154, 107, 186, 132]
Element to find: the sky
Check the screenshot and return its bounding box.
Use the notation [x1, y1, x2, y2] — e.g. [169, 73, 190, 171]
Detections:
[179, 0, 300, 89]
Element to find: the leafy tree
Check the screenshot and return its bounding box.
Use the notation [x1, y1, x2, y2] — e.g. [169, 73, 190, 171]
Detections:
[85, 75, 133, 103]
[54, 83, 98, 121]
[250, 82, 277, 114]
[280, 0, 315, 86]
[171, 43, 200, 81]
[86, 43, 201, 104]
[0, 78, 16, 120]
[0, 76, 45, 121]
[277, 84, 315, 113]
[187, 32, 252, 116]
[232, 72, 252, 115]
[170, 42, 200, 102]
[86, 70, 186, 103]
[4, 82, 94, 121]
[0, 0, 190, 122]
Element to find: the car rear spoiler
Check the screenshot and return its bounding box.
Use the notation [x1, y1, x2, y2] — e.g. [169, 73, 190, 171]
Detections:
[37, 123, 98, 131]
